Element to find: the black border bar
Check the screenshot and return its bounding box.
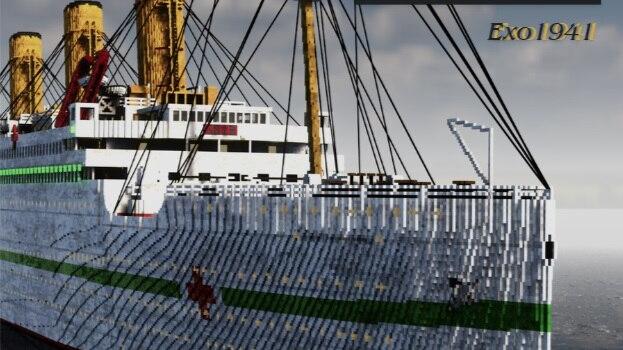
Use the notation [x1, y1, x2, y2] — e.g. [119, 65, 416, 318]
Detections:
[356, 1, 601, 4]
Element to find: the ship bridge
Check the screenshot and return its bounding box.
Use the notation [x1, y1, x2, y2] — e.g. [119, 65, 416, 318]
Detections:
[70, 96, 322, 156]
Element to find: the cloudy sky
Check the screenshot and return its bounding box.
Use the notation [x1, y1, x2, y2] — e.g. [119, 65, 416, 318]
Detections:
[1, 0, 621, 209]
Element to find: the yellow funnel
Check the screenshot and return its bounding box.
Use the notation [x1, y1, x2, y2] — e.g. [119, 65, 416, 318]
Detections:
[9, 32, 44, 119]
[63, 0, 104, 87]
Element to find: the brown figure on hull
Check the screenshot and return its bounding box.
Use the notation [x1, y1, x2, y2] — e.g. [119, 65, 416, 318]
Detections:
[187, 267, 216, 320]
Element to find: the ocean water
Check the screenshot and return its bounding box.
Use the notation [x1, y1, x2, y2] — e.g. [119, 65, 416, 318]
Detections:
[553, 252, 623, 349]
[552, 209, 623, 349]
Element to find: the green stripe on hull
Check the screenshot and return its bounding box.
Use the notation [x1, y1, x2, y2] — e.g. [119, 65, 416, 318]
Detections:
[222, 288, 552, 332]
[0, 248, 552, 332]
[0, 249, 181, 298]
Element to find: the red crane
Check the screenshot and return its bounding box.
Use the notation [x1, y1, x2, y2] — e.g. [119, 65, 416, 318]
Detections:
[55, 49, 110, 128]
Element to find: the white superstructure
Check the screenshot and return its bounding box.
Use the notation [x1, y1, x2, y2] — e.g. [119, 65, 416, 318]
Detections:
[2, 96, 343, 214]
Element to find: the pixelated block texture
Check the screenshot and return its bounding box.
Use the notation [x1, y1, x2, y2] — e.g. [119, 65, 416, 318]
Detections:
[0, 182, 554, 349]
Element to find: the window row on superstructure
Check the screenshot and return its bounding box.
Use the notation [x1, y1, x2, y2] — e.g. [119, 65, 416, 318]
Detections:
[73, 138, 308, 154]
[170, 110, 269, 124]
[127, 102, 273, 125]
[0, 139, 75, 160]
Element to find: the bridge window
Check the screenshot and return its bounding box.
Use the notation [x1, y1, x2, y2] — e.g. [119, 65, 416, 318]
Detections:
[181, 110, 188, 122]
[189, 111, 196, 122]
[236, 113, 243, 123]
[220, 112, 227, 122]
[173, 110, 180, 121]
[229, 112, 235, 123]
[221, 140, 249, 153]
[80, 107, 95, 120]
[244, 113, 251, 124]
[260, 113, 267, 124]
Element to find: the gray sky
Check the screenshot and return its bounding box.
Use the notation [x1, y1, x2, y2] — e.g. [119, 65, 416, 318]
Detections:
[1, 0, 621, 209]
[557, 209, 623, 255]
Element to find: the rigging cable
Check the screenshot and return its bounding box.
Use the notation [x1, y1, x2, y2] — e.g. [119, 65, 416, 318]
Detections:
[333, 0, 436, 183]
[420, 5, 546, 187]
[112, 0, 200, 213]
[446, 4, 549, 188]
[318, 1, 409, 177]
[322, 0, 411, 179]
[102, 33, 140, 79]
[101, 7, 139, 83]
[317, 4, 340, 173]
[175, 0, 220, 172]
[1, 36, 66, 121]
[178, 19, 215, 89]
[187, 13, 285, 125]
[325, 1, 422, 177]
[6, 36, 71, 127]
[207, 32, 296, 125]
[184, 2, 298, 126]
[326, 1, 385, 174]
[411, 6, 539, 179]
[280, 2, 300, 185]
[358, 5, 397, 174]
[355, 1, 362, 173]
[313, 1, 330, 177]
[177, 0, 267, 178]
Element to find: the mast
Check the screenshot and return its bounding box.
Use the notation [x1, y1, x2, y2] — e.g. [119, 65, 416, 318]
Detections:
[300, 0, 323, 175]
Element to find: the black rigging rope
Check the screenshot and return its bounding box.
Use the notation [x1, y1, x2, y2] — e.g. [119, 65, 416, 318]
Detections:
[176, 0, 269, 178]
[0, 63, 12, 101]
[112, 0, 201, 214]
[322, 0, 420, 178]
[184, 1, 298, 126]
[331, 0, 436, 183]
[317, 3, 340, 173]
[421, 5, 548, 188]
[102, 8, 142, 85]
[102, 33, 139, 79]
[208, 33, 296, 125]
[186, 14, 287, 126]
[326, 1, 386, 174]
[175, 0, 220, 172]
[179, 20, 213, 88]
[177, 0, 266, 176]
[280, 2, 300, 185]
[354, 1, 362, 173]
[411, 6, 538, 180]
[313, 2, 330, 177]
[358, 5, 397, 175]
[446, 5, 549, 188]
[2, 36, 68, 123]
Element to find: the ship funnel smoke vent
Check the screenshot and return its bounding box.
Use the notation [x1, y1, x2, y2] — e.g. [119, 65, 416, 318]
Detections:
[135, 0, 187, 101]
[63, 0, 104, 88]
[9, 32, 44, 119]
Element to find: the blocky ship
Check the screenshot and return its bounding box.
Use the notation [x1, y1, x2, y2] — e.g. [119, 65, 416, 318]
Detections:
[0, 1, 555, 349]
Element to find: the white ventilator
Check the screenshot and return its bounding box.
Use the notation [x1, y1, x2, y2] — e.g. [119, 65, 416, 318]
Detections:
[447, 118, 493, 232]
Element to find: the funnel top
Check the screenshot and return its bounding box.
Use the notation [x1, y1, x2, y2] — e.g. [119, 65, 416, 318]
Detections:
[64, 1, 102, 12]
[10, 32, 42, 40]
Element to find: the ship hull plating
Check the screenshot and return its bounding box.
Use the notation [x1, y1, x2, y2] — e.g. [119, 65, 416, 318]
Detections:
[0, 181, 554, 349]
